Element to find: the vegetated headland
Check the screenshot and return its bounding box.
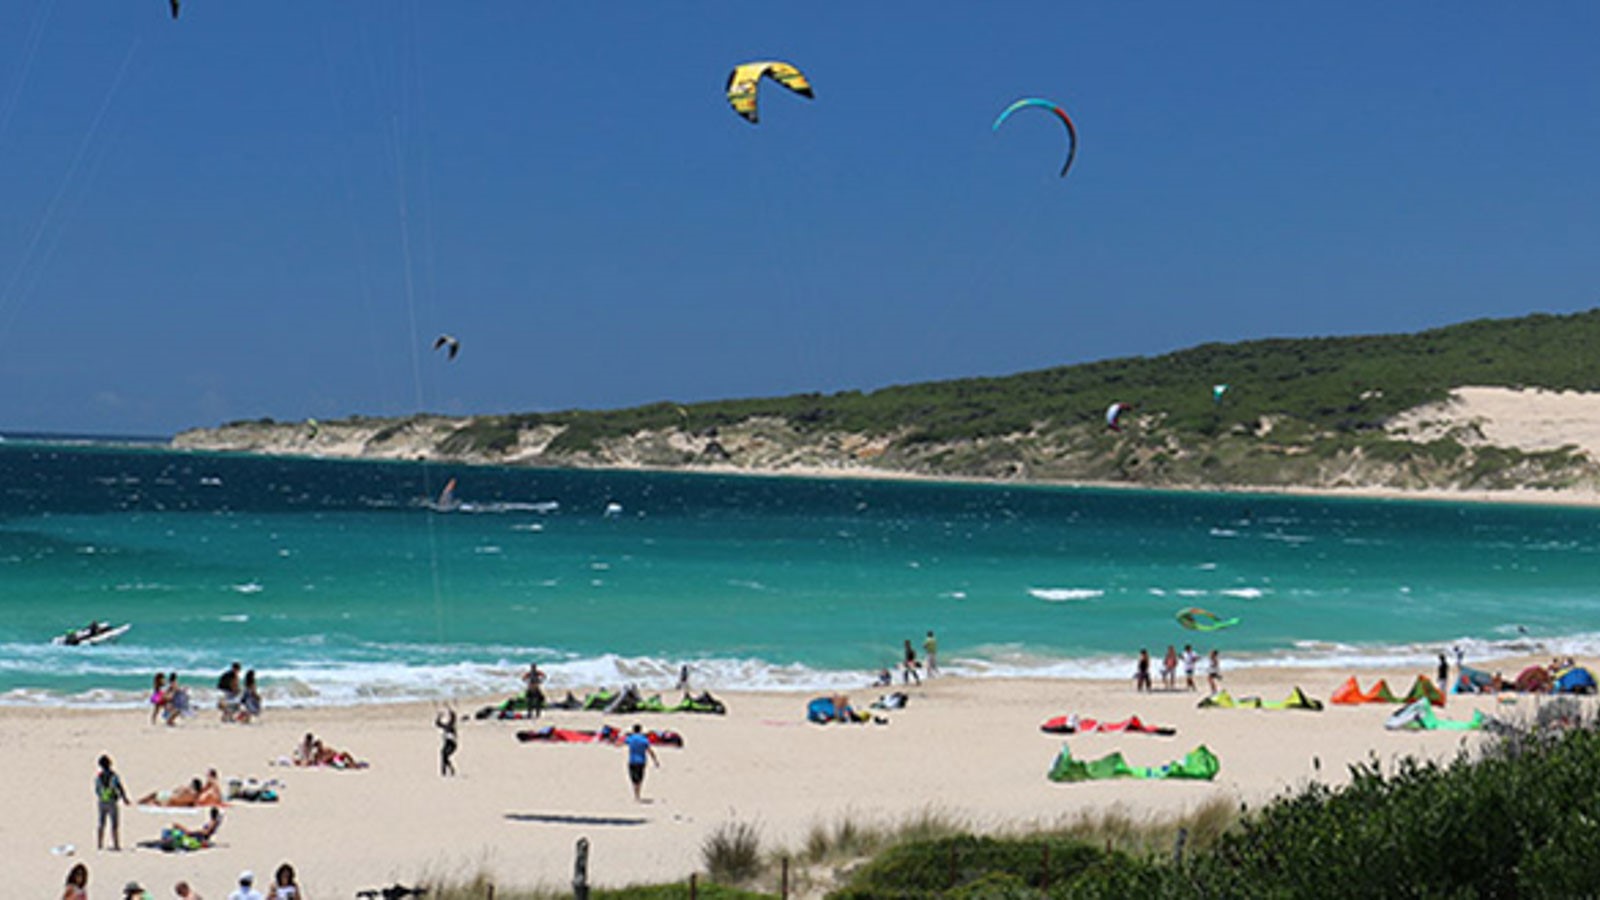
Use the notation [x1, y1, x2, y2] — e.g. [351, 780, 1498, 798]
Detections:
[174, 309, 1600, 498]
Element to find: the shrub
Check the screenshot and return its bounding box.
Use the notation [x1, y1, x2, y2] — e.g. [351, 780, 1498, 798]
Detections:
[703, 821, 764, 884]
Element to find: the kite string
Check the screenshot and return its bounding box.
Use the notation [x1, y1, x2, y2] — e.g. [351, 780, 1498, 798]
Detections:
[0, 0, 58, 148]
[0, 36, 140, 337]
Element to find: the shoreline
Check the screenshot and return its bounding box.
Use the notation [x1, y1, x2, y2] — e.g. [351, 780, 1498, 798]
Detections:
[4, 660, 1563, 898]
[150, 438, 1600, 510]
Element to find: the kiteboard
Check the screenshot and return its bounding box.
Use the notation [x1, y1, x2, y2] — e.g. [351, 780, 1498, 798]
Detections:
[52, 622, 131, 647]
[1175, 607, 1239, 632]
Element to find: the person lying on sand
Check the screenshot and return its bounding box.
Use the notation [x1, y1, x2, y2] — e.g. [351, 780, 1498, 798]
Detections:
[138, 778, 203, 808]
[137, 770, 225, 807]
[291, 732, 366, 769]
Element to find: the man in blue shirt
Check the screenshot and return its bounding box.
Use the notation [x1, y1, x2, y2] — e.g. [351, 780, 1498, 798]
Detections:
[624, 724, 660, 802]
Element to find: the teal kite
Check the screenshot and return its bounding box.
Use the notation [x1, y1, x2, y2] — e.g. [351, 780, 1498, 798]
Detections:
[993, 98, 1078, 178]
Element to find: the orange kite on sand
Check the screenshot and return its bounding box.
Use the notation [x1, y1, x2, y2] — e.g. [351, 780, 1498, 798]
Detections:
[1330, 676, 1400, 705]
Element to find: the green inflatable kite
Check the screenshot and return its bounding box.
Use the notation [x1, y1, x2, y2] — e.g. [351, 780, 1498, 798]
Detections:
[1048, 744, 1220, 783]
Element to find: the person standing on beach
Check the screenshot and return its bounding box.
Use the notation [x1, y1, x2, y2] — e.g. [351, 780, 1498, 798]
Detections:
[1162, 645, 1179, 690]
[1181, 644, 1199, 691]
[522, 663, 546, 718]
[923, 631, 939, 677]
[1438, 653, 1450, 690]
[1207, 649, 1222, 694]
[435, 706, 458, 777]
[1134, 649, 1152, 692]
[95, 754, 131, 851]
[901, 639, 921, 685]
[217, 662, 243, 722]
[624, 724, 659, 802]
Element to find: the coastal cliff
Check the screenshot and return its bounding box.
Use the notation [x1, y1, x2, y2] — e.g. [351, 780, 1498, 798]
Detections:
[173, 311, 1600, 497]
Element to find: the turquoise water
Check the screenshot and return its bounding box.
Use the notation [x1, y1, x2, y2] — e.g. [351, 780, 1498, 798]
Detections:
[3, 441, 1599, 706]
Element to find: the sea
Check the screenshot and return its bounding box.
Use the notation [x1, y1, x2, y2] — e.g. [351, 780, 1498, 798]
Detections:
[3, 438, 1599, 708]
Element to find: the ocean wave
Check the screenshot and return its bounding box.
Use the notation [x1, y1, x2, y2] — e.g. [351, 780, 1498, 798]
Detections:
[1028, 588, 1103, 602]
[3, 632, 1600, 708]
[1219, 588, 1266, 599]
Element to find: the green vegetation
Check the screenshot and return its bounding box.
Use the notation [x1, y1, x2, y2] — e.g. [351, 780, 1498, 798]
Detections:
[191, 309, 1600, 490]
[423, 713, 1600, 898]
[533, 309, 1600, 448]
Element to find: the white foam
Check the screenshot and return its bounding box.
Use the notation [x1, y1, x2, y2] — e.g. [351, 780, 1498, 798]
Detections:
[230, 582, 264, 594]
[1028, 588, 1103, 602]
[1220, 588, 1266, 599]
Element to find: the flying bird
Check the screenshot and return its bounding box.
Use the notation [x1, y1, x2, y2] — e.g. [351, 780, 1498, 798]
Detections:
[433, 334, 460, 361]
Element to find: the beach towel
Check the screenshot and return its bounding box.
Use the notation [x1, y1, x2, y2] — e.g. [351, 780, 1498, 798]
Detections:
[1040, 714, 1175, 736]
[1047, 744, 1219, 782]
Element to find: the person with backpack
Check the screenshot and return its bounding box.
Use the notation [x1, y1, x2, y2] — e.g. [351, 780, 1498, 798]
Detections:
[95, 755, 131, 851]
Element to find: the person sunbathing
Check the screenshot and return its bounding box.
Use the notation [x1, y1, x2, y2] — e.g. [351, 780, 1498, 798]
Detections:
[139, 778, 203, 807]
[140, 770, 226, 807]
[155, 808, 222, 852]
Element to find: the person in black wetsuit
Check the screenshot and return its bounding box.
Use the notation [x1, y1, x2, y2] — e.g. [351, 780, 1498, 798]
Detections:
[435, 707, 458, 777]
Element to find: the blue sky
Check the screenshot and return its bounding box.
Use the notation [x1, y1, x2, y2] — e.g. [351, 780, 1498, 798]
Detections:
[1, 3, 1597, 435]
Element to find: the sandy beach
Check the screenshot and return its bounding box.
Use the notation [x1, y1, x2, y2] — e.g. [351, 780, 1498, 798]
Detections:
[3, 659, 1554, 898]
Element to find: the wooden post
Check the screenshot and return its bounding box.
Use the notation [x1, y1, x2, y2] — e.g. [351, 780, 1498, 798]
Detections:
[1173, 827, 1189, 866]
[781, 856, 790, 899]
[573, 837, 590, 900]
[689, 872, 698, 900]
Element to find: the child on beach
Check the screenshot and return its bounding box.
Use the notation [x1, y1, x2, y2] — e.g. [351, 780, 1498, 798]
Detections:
[95, 755, 131, 851]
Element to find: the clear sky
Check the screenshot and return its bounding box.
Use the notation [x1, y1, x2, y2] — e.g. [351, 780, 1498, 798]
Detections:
[1, 3, 1597, 436]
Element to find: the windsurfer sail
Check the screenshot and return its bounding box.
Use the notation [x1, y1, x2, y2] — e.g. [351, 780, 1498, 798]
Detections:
[1176, 607, 1240, 632]
[434, 478, 460, 512]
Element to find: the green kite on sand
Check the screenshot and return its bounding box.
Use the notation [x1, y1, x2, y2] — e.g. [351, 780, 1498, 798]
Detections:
[1199, 687, 1324, 711]
[1048, 744, 1219, 783]
[1385, 699, 1487, 731]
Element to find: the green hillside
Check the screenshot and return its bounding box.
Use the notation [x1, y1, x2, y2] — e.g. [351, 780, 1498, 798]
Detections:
[192, 309, 1600, 492]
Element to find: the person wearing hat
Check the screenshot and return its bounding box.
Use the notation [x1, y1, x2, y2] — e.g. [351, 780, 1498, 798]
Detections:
[228, 871, 264, 900]
[122, 881, 149, 899]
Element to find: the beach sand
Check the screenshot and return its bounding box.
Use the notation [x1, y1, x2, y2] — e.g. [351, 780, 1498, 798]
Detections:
[2, 662, 1552, 898]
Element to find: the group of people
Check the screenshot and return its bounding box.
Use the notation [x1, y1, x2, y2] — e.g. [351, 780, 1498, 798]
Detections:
[63, 863, 305, 899]
[146, 663, 262, 727]
[148, 673, 195, 726]
[217, 662, 263, 723]
[886, 631, 940, 686]
[290, 732, 364, 769]
[1135, 645, 1221, 693]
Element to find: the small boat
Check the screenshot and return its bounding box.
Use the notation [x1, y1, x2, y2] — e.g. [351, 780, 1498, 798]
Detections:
[52, 621, 131, 647]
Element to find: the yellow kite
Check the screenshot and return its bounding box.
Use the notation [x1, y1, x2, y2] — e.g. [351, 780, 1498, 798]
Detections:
[725, 61, 814, 124]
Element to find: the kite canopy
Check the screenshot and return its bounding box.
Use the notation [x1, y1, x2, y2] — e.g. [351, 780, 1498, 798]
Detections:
[1199, 688, 1323, 711]
[1105, 402, 1131, 431]
[1385, 699, 1486, 732]
[1176, 607, 1239, 632]
[993, 97, 1078, 178]
[1212, 384, 1230, 404]
[1047, 744, 1218, 783]
[726, 61, 814, 124]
